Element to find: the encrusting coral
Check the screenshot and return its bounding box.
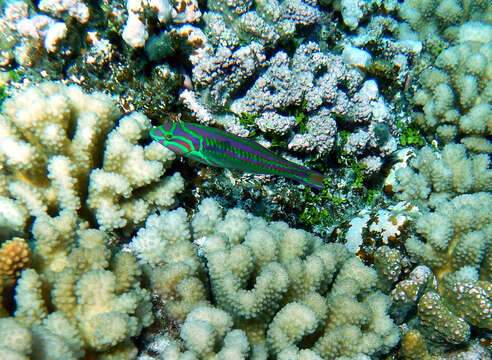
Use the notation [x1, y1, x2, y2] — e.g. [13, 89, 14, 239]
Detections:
[131, 198, 400, 359]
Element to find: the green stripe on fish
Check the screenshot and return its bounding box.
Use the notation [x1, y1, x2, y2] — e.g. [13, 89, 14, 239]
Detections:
[150, 122, 325, 189]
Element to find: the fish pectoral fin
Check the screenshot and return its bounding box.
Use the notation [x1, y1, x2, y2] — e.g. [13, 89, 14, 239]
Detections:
[185, 151, 213, 166]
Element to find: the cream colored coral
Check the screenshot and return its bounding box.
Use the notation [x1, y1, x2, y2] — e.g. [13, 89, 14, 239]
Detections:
[0, 318, 32, 357]
[129, 206, 210, 320]
[0, 82, 169, 358]
[7, 182, 48, 218]
[14, 269, 48, 327]
[129, 207, 191, 265]
[0, 82, 113, 223]
[149, 198, 399, 358]
[47, 156, 80, 213]
[29, 326, 78, 360]
[191, 197, 223, 238]
[140, 172, 184, 208]
[267, 302, 320, 353]
[75, 270, 135, 350]
[87, 112, 182, 230]
[0, 81, 183, 233]
[111, 251, 142, 293]
[406, 30, 492, 150]
[151, 262, 208, 321]
[1, 82, 119, 184]
[215, 208, 251, 244]
[10, 227, 153, 356]
[177, 306, 250, 359]
[31, 211, 78, 274]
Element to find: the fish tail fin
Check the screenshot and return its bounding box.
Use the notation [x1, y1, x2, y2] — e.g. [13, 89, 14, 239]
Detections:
[305, 171, 325, 190]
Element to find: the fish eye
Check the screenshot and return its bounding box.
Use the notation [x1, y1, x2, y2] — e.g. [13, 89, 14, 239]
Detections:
[166, 134, 173, 139]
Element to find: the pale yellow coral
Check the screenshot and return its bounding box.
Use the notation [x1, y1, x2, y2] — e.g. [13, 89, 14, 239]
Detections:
[177, 306, 250, 359]
[87, 112, 182, 230]
[0, 81, 188, 359]
[12, 237, 152, 355]
[176, 199, 400, 357]
[1, 82, 119, 185]
[151, 263, 208, 321]
[0, 81, 182, 234]
[31, 211, 78, 274]
[267, 302, 320, 354]
[111, 251, 142, 293]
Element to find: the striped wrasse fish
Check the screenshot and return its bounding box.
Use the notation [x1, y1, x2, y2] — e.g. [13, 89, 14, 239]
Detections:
[149, 122, 325, 189]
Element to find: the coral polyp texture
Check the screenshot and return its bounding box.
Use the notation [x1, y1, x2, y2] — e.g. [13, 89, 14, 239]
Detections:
[203, 0, 321, 48]
[396, 0, 492, 152]
[0, 0, 89, 67]
[0, 81, 183, 359]
[184, 41, 397, 175]
[390, 264, 492, 353]
[387, 143, 492, 352]
[0, 237, 30, 287]
[0, 81, 183, 233]
[393, 144, 492, 279]
[133, 198, 400, 359]
[0, 226, 153, 359]
[397, 0, 491, 50]
[411, 33, 492, 152]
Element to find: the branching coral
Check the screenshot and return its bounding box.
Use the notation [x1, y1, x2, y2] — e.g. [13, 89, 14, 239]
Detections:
[86, 112, 183, 230]
[394, 144, 491, 278]
[411, 37, 492, 151]
[204, 0, 321, 48]
[0, 81, 184, 358]
[133, 198, 400, 359]
[190, 41, 267, 108]
[184, 41, 397, 166]
[0, 81, 183, 233]
[396, 0, 492, 152]
[386, 143, 492, 352]
[0, 223, 153, 359]
[397, 0, 491, 51]
[390, 264, 491, 353]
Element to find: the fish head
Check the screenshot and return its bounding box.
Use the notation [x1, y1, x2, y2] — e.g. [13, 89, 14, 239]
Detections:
[150, 123, 192, 154]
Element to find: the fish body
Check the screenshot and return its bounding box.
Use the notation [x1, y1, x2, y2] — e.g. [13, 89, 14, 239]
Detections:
[150, 122, 325, 189]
